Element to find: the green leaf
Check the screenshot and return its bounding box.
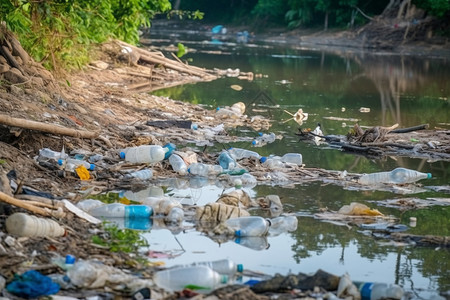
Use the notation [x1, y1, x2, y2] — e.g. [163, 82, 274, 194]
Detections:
[176, 42, 186, 58]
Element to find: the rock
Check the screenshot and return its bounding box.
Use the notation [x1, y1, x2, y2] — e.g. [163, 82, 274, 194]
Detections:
[90, 60, 109, 70]
[3, 68, 27, 84]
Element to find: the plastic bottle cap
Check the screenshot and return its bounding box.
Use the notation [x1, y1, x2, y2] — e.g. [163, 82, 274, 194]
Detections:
[252, 140, 257, 145]
[89, 164, 95, 171]
[216, 107, 220, 111]
[427, 173, 432, 179]
[65, 254, 76, 264]
[221, 275, 228, 284]
[237, 264, 244, 272]
[119, 152, 126, 159]
[235, 230, 242, 237]
[260, 157, 268, 163]
[258, 132, 263, 136]
[191, 124, 198, 130]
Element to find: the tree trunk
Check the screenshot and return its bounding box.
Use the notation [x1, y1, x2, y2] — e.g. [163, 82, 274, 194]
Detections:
[324, 12, 329, 31]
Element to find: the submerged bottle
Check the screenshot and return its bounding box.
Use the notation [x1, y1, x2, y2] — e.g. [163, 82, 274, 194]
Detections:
[88, 203, 153, 218]
[191, 259, 243, 275]
[268, 216, 298, 236]
[358, 167, 432, 185]
[218, 151, 237, 170]
[225, 216, 271, 237]
[153, 265, 228, 292]
[120, 145, 169, 164]
[169, 154, 188, 175]
[188, 163, 223, 177]
[6, 212, 65, 237]
[355, 282, 404, 300]
[58, 158, 95, 171]
[227, 148, 260, 160]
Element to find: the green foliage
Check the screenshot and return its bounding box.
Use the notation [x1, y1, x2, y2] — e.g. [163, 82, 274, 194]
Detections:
[92, 223, 149, 253]
[0, 0, 171, 70]
[413, 0, 450, 17]
[176, 42, 186, 57]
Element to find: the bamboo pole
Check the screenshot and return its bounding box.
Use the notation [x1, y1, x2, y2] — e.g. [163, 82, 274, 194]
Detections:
[0, 114, 99, 139]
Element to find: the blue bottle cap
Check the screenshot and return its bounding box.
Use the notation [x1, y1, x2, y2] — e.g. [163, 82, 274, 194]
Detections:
[191, 123, 198, 130]
[427, 173, 432, 179]
[260, 157, 268, 163]
[216, 107, 220, 111]
[163, 143, 176, 160]
[57, 159, 64, 166]
[258, 132, 263, 136]
[252, 140, 257, 145]
[119, 152, 126, 159]
[89, 164, 95, 171]
[65, 254, 76, 264]
[237, 264, 244, 272]
[235, 230, 242, 237]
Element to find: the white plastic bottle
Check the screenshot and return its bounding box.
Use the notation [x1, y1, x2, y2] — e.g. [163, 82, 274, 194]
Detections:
[88, 203, 153, 218]
[124, 169, 153, 180]
[218, 151, 237, 170]
[169, 153, 188, 175]
[358, 168, 432, 185]
[268, 216, 298, 236]
[225, 216, 271, 237]
[228, 148, 260, 160]
[355, 282, 404, 300]
[5, 212, 65, 237]
[58, 158, 95, 171]
[193, 259, 243, 275]
[188, 163, 223, 176]
[153, 265, 228, 292]
[281, 153, 303, 165]
[120, 145, 169, 164]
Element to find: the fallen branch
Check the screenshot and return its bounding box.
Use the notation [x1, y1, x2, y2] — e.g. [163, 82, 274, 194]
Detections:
[390, 124, 429, 134]
[0, 114, 99, 139]
[0, 191, 51, 216]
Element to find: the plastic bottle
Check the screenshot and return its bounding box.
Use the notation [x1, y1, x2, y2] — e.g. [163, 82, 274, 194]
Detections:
[355, 282, 404, 300]
[88, 203, 153, 218]
[192, 259, 243, 275]
[239, 173, 257, 188]
[120, 145, 169, 164]
[188, 163, 223, 176]
[225, 216, 271, 237]
[218, 151, 237, 170]
[234, 236, 269, 251]
[280, 153, 303, 165]
[163, 143, 176, 160]
[169, 153, 188, 175]
[123, 169, 153, 180]
[39, 148, 68, 160]
[58, 158, 95, 171]
[153, 265, 228, 292]
[260, 156, 285, 169]
[119, 186, 164, 202]
[228, 148, 260, 160]
[142, 196, 184, 222]
[5, 212, 65, 237]
[252, 132, 276, 146]
[268, 216, 298, 236]
[358, 167, 432, 185]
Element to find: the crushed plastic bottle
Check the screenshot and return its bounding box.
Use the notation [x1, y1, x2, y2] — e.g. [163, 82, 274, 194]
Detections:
[39, 148, 68, 161]
[58, 158, 95, 171]
[169, 153, 188, 175]
[120, 145, 169, 164]
[188, 163, 223, 177]
[260, 156, 285, 169]
[142, 196, 184, 222]
[218, 151, 237, 170]
[268, 215, 298, 236]
[358, 167, 432, 185]
[354, 282, 404, 300]
[252, 132, 276, 146]
[123, 168, 153, 180]
[228, 147, 260, 160]
[225, 216, 271, 237]
[153, 265, 228, 292]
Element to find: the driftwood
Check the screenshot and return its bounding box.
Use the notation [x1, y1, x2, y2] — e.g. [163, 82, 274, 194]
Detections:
[0, 191, 53, 216]
[0, 114, 99, 139]
[390, 124, 429, 133]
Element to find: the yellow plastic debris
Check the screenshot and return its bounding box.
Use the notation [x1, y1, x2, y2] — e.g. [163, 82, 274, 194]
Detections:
[75, 165, 90, 180]
[338, 202, 384, 216]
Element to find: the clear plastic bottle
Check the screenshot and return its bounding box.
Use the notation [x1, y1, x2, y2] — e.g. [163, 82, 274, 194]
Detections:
[153, 265, 228, 292]
[58, 158, 95, 171]
[268, 216, 298, 236]
[39, 148, 68, 160]
[234, 236, 269, 251]
[355, 282, 404, 300]
[225, 216, 271, 237]
[142, 197, 184, 222]
[218, 151, 237, 170]
[239, 173, 257, 188]
[252, 132, 276, 146]
[169, 153, 188, 175]
[119, 186, 164, 202]
[5, 212, 65, 237]
[88, 203, 153, 218]
[188, 163, 223, 176]
[120, 145, 169, 164]
[280, 153, 303, 165]
[192, 259, 243, 275]
[227, 148, 260, 160]
[358, 167, 432, 185]
[123, 169, 153, 180]
[260, 156, 285, 169]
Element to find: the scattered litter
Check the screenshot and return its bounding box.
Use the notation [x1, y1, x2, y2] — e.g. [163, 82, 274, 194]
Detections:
[230, 84, 243, 91]
[359, 107, 371, 113]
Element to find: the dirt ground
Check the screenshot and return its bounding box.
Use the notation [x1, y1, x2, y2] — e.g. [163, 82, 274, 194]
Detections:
[0, 23, 449, 299]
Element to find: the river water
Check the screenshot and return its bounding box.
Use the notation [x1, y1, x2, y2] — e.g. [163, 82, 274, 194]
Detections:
[130, 23, 450, 298]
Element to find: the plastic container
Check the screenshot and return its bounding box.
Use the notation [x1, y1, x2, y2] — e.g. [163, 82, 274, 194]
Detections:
[252, 132, 276, 146]
[192, 259, 243, 275]
[260, 156, 285, 169]
[5, 212, 65, 237]
[280, 153, 303, 165]
[58, 158, 95, 171]
[124, 169, 153, 180]
[228, 148, 260, 160]
[225, 216, 271, 237]
[188, 163, 223, 177]
[153, 265, 228, 292]
[39, 148, 68, 160]
[218, 151, 237, 170]
[169, 153, 188, 175]
[355, 282, 404, 300]
[120, 145, 169, 164]
[88, 203, 153, 218]
[268, 216, 298, 236]
[358, 167, 432, 185]
[142, 197, 184, 222]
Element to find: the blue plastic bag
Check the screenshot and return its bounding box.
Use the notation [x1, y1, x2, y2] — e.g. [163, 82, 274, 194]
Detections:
[7, 270, 60, 298]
